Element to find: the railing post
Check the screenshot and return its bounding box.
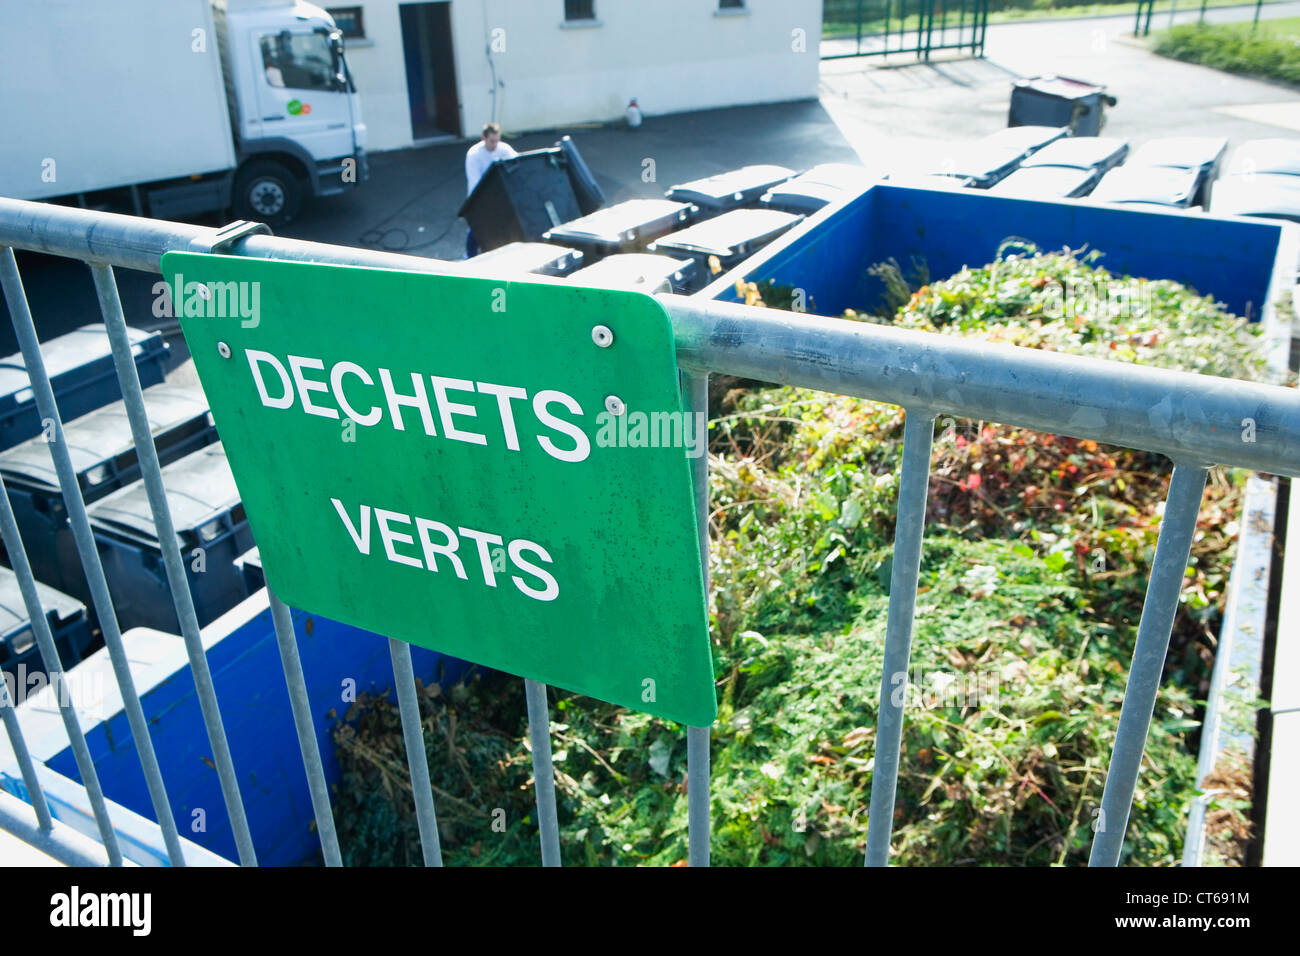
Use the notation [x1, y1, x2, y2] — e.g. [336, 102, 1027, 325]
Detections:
[683, 369, 712, 867]
[388, 638, 443, 866]
[90, 263, 258, 866]
[864, 410, 935, 866]
[267, 589, 343, 866]
[524, 678, 562, 866]
[0, 249, 187, 865]
[1089, 465, 1209, 866]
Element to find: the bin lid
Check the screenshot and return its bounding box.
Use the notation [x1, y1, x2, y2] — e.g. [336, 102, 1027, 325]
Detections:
[764, 164, 882, 210]
[461, 242, 583, 278]
[789, 163, 882, 191]
[1211, 178, 1300, 221]
[1014, 74, 1106, 98]
[236, 545, 262, 574]
[0, 566, 86, 636]
[1226, 139, 1300, 177]
[988, 166, 1097, 199]
[921, 144, 1024, 183]
[649, 209, 802, 257]
[567, 253, 695, 292]
[1022, 136, 1129, 171]
[543, 199, 693, 245]
[762, 180, 852, 211]
[1129, 136, 1228, 171]
[1091, 165, 1200, 206]
[979, 126, 1070, 158]
[0, 324, 162, 383]
[87, 443, 240, 544]
[665, 165, 794, 204]
[0, 383, 210, 491]
[885, 173, 973, 191]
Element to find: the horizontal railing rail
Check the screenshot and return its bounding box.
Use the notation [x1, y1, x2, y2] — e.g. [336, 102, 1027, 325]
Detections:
[1, 195, 1297, 867]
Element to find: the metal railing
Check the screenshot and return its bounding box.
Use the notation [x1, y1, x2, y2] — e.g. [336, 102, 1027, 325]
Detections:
[1133, 0, 1270, 37]
[1, 195, 1298, 866]
[822, 0, 989, 60]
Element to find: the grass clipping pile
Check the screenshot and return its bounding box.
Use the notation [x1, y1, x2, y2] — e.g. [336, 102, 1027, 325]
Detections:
[331, 246, 1272, 866]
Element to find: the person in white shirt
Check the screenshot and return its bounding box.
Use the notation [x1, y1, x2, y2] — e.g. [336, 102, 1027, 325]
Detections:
[463, 121, 518, 258]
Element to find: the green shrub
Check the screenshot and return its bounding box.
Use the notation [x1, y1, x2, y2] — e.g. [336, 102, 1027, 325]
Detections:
[1154, 22, 1300, 86]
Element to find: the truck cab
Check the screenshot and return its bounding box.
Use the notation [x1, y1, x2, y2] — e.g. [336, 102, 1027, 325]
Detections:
[215, 0, 368, 223]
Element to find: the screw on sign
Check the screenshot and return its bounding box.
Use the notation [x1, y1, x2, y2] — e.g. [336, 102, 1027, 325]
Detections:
[166, 253, 716, 726]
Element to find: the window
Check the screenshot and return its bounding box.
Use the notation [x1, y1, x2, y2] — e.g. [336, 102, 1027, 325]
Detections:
[327, 6, 365, 39]
[564, 0, 595, 21]
[260, 32, 337, 91]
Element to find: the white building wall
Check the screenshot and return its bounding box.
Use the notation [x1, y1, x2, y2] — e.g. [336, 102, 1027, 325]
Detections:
[338, 0, 822, 152]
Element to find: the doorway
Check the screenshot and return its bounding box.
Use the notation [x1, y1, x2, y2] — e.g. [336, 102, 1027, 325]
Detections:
[399, 2, 460, 142]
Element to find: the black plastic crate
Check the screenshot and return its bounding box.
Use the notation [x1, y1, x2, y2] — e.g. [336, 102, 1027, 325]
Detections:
[665, 165, 794, 213]
[920, 144, 1025, 189]
[1022, 136, 1130, 175]
[648, 209, 803, 276]
[463, 242, 585, 277]
[87, 444, 253, 634]
[567, 253, 698, 294]
[0, 324, 168, 452]
[979, 126, 1070, 161]
[0, 383, 216, 604]
[1090, 165, 1202, 209]
[1127, 136, 1228, 208]
[0, 567, 94, 678]
[761, 164, 880, 214]
[543, 199, 695, 256]
[989, 165, 1101, 199]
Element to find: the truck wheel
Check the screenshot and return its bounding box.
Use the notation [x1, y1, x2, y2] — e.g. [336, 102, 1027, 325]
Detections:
[234, 160, 303, 226]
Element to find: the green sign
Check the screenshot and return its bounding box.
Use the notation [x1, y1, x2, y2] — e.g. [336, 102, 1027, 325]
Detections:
[165, 252, 715, 726]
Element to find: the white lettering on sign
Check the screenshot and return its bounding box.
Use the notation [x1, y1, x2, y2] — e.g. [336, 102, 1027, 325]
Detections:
[246, 350, 589, 463]
[330, 497, 559, 601]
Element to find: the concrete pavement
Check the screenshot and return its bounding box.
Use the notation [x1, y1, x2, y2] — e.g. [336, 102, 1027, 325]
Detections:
[822, 3, 1300, 167]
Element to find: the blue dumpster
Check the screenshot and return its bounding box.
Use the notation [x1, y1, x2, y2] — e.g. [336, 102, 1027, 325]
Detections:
[87, 443, 252, 634]
[0, 324, 168, 452]
[0, 567, 93, 679]
[235, 543, 479, 691]
[0, 383, 216, 606]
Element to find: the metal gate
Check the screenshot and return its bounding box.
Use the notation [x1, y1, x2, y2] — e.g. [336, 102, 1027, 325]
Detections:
[822, 0, 989, 60]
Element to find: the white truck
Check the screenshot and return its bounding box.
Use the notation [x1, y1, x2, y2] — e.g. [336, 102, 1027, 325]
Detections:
[0, 0, 367, 226]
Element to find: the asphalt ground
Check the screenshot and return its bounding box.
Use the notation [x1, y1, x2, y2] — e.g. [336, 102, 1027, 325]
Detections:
[2, 98, 858, 369]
